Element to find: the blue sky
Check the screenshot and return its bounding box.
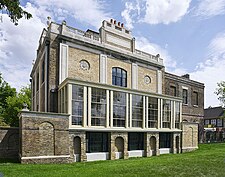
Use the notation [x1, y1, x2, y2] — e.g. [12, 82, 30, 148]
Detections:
[1, 0, 225, 107]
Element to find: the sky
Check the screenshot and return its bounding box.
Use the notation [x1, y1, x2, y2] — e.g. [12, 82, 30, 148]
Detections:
[0, 0, 225, 108]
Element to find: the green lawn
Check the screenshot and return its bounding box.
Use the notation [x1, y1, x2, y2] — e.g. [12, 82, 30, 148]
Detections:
[0, 143, 225, 177]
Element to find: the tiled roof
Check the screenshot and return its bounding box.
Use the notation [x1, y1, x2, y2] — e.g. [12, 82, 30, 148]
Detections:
[204, 106, 224, 119]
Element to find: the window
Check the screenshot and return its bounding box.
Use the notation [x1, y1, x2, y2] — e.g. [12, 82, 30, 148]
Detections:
[36, 71, 39, 92]
[162, 100, 171, 128]
[72, 85, 83, 125]
[205, 120, 209, 125]
[41, 59, 45, 83]
[170, 86, 176, 97]
[112, 67, 127, 87]
[182, 89, 188, 104]
[159, 133, 171, 148]
[211, 119, 216, 125]
[113, 91, 126, 127]
[193, 91, 198, 106]
[217, 119, 223, 127]
[128, 133, 144, 150]
[91, 88, 106, 126]
[86, 132, 108, 153]
[132, 94, 143, 127]
[32, 77, 35, 97]
[148, 97, 158, 128]
[175, 102, 180, 129]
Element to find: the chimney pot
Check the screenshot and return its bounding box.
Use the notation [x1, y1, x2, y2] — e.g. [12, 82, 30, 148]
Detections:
[121, 23, 124, 27]
[110, 19, 113, 23]
[118, 22, 120, 26]
[114, 20, 116, 24]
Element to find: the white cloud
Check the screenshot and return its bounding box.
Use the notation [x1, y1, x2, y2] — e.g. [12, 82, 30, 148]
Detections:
[194, 0, 225, 18]
[0, 3, 45, 90]
[30, 0, 111, 29]
[135, 36, 180, 71]
[121, 0, 191, 28]
[190, 31, 225, 107]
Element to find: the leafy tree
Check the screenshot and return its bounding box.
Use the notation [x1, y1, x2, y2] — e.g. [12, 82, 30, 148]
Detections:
[2, 85, 31, 127]
[0, 73, 16, 115]
[215, 81, 225, 106]
[0, 0, 32, 25]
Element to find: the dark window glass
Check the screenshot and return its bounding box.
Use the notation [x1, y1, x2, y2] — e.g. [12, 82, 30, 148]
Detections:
[36, 71, 39, 92]
[112, 67, 127, 87]
[170, 86, 176, 97]
[42, 59, 45, 83]
[162, 100, 171, 128]
[193, 92, 198, 105]
[132, 94, 143, 127]
[91, 88, 106, 126]
[72, 85, 83, 125]
[175, 102, 180, 129]
[86, 132, 108, 153]
[113, 91, 126, 127]
[183, 89, 188, 104]
[148, 97, 158, 128]
[159, 133, 171, 148]
[128, 133, 144, 150]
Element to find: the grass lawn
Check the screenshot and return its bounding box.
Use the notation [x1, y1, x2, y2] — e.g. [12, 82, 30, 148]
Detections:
[0, 143, 225, 177]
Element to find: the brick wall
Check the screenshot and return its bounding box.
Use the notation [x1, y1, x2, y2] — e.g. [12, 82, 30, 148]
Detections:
[0, 127, 19, 159]
[19, 111, 71, 164]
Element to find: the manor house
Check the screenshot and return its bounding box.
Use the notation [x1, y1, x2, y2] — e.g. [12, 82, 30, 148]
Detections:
[18, 19, 204, 163]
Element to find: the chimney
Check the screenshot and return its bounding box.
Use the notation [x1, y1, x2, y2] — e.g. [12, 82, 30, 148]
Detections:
[121, 23, 124, 28]
[118, 22, 120, 26]
[181, 74, 190, 79]
[114, 20, 116, 24]
[110, 19, 113, 23]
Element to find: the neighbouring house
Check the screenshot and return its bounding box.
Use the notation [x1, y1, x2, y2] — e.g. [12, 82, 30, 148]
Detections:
[204, 106, 225, 142]
[0, 19, 204, 163]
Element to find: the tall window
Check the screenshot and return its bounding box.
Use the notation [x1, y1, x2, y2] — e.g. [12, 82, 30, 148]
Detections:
[217, 119, 223, 127]
[170, 86, 176, 97]
[72, 85, 83, 125]
[41, 59, 45, 83]
[36, 71, 39, 92]
[175, 102, 180, 129]
[86, 132, 108, 153]
[132, 94, 143, 127]
[113, 91, 126, 127]
[112, 67, 127, 87]
[148, 97, 158, 128]
[182, 89, 188, 104]
[91, 88, 106, 126]
[193, 91, 198, 106]
[162, 100, 171, 128]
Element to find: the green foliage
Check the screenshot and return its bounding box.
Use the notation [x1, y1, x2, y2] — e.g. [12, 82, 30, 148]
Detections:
[2, 85, 31, 127]
[0, 0, 32, 25]
[215, 81, 225, 106]
[0, 143, 225, 176]
[0, 73, 16, 117]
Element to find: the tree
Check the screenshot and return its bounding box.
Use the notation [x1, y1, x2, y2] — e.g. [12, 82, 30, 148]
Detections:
[215, 81, 225, 106]
[0, 0, 32, 25]
[2, 85, 31, 127]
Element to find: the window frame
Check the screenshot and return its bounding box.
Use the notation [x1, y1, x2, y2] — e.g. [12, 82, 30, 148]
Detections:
[112, 67, 127, 87]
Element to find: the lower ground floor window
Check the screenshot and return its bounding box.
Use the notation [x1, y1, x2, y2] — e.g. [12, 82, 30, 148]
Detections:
[128, 132, 144, 150]
[159, 133, 171, 148]
[86, 132, 108, 153]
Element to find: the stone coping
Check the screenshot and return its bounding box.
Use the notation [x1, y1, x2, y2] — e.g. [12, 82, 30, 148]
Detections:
[19, 111, 70, 119]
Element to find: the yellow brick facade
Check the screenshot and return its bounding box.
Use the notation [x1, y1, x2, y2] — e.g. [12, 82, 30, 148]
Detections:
[68, 47, 100, 83]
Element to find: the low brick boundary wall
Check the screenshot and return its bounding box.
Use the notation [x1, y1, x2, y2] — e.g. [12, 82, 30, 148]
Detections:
[0, 127, 19, 159]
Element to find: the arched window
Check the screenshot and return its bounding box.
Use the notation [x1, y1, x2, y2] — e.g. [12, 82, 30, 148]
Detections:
[112, 67, 127, 87]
